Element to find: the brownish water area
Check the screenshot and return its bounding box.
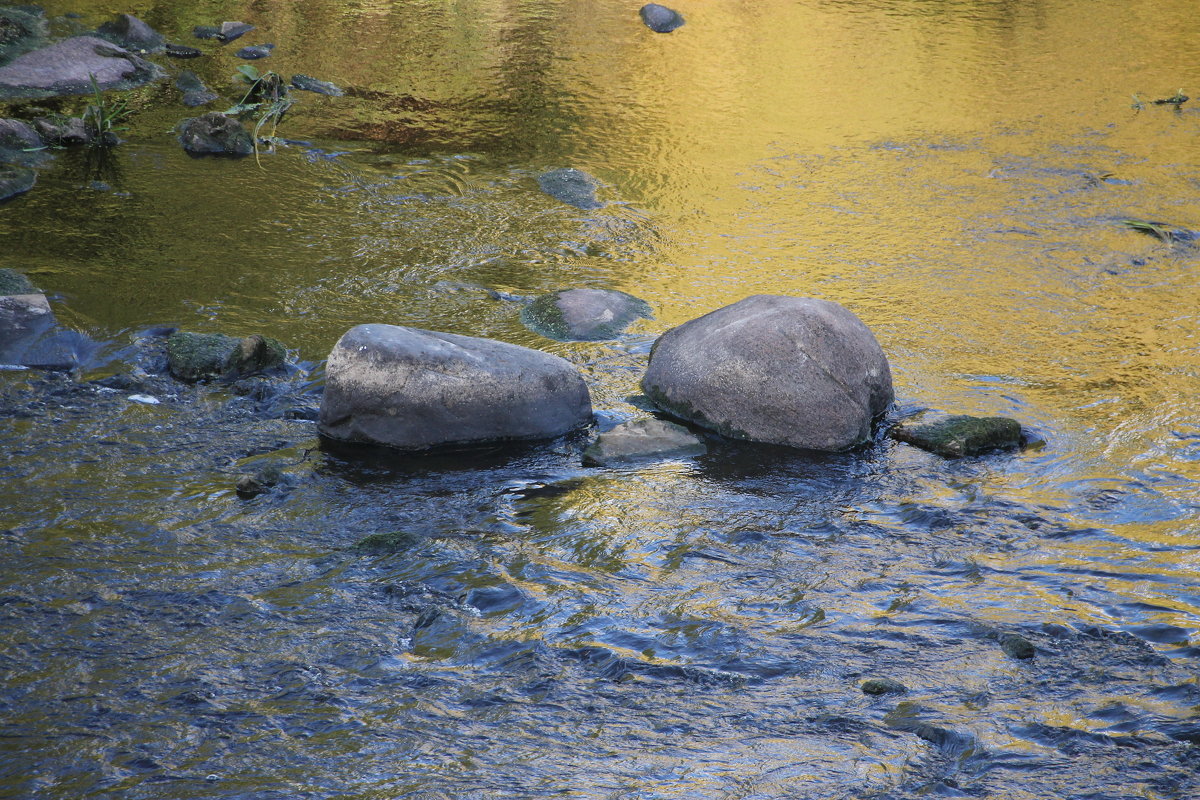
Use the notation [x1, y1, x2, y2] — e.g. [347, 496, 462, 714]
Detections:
[2, 1, 1199, 797]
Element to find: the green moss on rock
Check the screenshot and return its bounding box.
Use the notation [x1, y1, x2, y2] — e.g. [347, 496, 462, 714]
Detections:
[0, 267, 36, 295]
[890, 413, 1022, 458]
[861, 677, 907, 695]
[354, 530, 419, 552]
[167, 331, 286, 382]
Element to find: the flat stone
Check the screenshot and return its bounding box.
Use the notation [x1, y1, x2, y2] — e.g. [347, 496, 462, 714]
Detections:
[217, 22, 255, 43]
[521, 288, 652, 341]
[890, 412, 1022, 458]
[640, 4, 686, 33]
[641, 295, 894, 451]
[582, 418, 706, 466]
[0, 36, 164, 99]
[235, 43, 274, 60]
[318, 323, 593, 451]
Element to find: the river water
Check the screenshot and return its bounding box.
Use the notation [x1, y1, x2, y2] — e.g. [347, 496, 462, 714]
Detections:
[2, 0, 1199, 797]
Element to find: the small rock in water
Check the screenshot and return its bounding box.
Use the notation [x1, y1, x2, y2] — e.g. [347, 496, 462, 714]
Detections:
[126, 393, 159, 405]
[537, 167, 603, 210]
[96, 13, 165, 54]
[176, 70, 218, 107]
[521, 288, 652, 341]
[236, 43, 274, 60]
[640, 4, 685, 33]
[861, 677, 907, 695]
[0, 119, 45, 167]
[290, 74, 343, 96]
[192, 25, 221, 40]
[166, 331, 286, 382]
[235, 466, 283, 498]
[164, 43, 202, 59]
[33, 116, 91, 146]
[0, 165, 35, 202]
[1000, 632, 1036, 659]
[890, 412, 1023, 458]
[217, 22, 255, 43]
[582, 418, 706, 467]
[178, 112, 253, 156]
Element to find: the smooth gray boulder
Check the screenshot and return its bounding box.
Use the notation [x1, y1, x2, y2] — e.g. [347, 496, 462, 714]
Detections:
[582, 418, 706, 466]
[179, 112, 254, 156]
[0, 293, 55, 364]
[641, 295, 893, 451]
[96, 14, 165, 54]
[319, 323, 593, 451]
[0, 36, 164, 100]
[521, 288, 652, 341]
[890, 412, 1022, 458]
[538, 168, 602, 210]
[640, 4, 685, 33]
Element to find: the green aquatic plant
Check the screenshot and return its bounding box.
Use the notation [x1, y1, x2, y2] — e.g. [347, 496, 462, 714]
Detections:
[227, 65, 294, 164]
[82, 72, 131, 146]
[1153, 89, 1189, 106]
[1130, 93, 1144, 112]
[1122, 218, 1177, 242]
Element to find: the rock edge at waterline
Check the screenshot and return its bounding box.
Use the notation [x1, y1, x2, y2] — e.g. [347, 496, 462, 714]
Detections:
[318, 323, 593, 452]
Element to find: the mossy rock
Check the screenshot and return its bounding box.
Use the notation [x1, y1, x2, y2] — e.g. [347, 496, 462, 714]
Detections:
[167, 331, 286, 382]
[861, 677, 907, 695]
[354, 530, 419, 553]
[890, 412, 1022, 458]
[999, 632, 1035, 659]
[0, 267, 36, 295]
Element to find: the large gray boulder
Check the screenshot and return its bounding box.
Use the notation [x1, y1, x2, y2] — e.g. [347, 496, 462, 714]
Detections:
[641, 295, 893, 451]
[0, 36, 164, 100]
[319, 323, 593, 451]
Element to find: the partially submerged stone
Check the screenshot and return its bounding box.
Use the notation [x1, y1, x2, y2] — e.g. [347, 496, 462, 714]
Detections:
[0, 292, 55, 364]
[176, 70, 217, 107]
[33, 116, 92, 146]
[96, 14, 165, 54]
[290, 74, 343, 96]
[0, 164, 34, 202]
[521, 288, 652, 341]
[0, 118, 43, 166]
[235, 43, 274, 60]
[640, 4, 686, 33]
[235, 466, 283, 498]
[538, 167, 602, 210]
[0, 268, 36, 294]
[582, 417, 706, 467]
[999, 632, 1036, 660]
[178, 112, 253, 156]
[861, 677, 907, 695]
[890, 412, 1022, 458]
[641, 295, 894, 451]
[166, 331, 286, 382]
[0, 36, 165, 100]
[164, 43, 202, 59]
[0, 5, 48, 65]
[217, 21, 255, 43]
[318, 323, 593, 451]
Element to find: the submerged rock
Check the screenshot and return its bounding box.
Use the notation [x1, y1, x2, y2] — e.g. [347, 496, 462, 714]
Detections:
[33, 116, 92, 146]
[290, 74, 343, 96]
[178, 112, 253, 156]
[0, 5, 48, 64]
[164, 43, 202, 59]
[641, 295, 894, 451]
[0, 268, 36, 295]
[192, 25, 221, 40]
[521, 288, 652, 341]
[217, 21, 255, 43]
[318, 323, 593, 451]
[537, 167, 603, 210]
[640, 4, 686, 33]
[0, 118, 43, 165]
[582, 418, 706, 467]
[1000, 632, 1036, 660]
[0, 164, 35, 202]
[861, 677, 907, 695]
[235, 43, 274, 60]
[96, 14, 165, 54]
[176, 70, 217, 107]
[166, 331, 286, 382]
[890, 412, 1022, 458]
[235, 466, 283, 498]
[0, 36, 165, 100]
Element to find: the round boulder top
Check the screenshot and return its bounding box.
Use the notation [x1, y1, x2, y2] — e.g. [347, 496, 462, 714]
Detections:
[641, 295, 893, 452]
[318, 323, 593, 451]
[521, 288, 652, 341]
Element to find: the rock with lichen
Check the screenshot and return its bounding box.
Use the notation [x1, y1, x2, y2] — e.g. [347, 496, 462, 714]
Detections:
[891, 412, 1022, 458]
[166, 331, 287, 382]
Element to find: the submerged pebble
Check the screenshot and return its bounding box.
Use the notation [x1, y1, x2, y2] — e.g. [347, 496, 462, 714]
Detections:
[640, 4, 686, 33]
[537, 167, 603, 210]
[520, 288, 652, 341]
[290, 74, 343, 96]
[236, 43, 274, 60]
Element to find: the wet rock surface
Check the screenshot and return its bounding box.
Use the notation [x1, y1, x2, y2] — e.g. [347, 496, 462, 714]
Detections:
[0, 291, 54, 363]
[640, 4, 686, 33]
[891, 411, 1023, 458]
[861, 677, 907, 695]
[582, 417, 706, 466]
[642, 295, 894, 451]
[538, 167, 603, 210]
[319, 323, 593, 451]
[95, 13, 164, 54]
[178, 112, 254, 156]
[0, 118, 43, 165]
[166, 331, 287, 382]
[0, 268, 36, 294]
[290, 74, 343, 96]
[236, 43, 274, 60]
[0, 163, 33, 200]
[0, 35, 165, 99]
[175, 70, 217, 107]
[521, 288, 652, 341]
